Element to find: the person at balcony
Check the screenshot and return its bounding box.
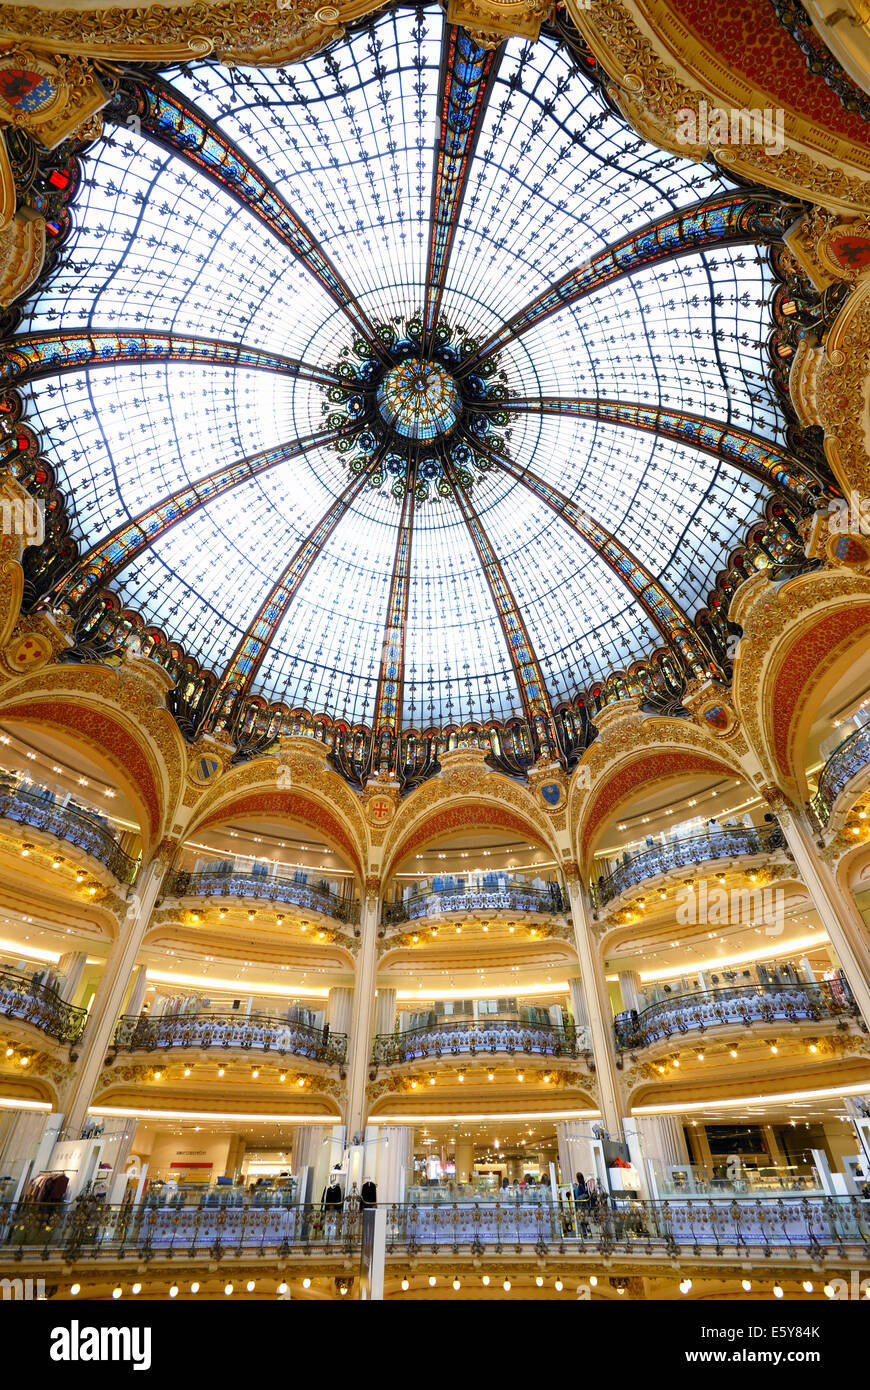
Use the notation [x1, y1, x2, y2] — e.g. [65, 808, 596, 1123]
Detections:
[573, 1173, 591, 1236]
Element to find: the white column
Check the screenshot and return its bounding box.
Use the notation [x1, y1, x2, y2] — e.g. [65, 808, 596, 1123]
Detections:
[618, 970, 642, 1011]
[326, 986, 353, 1036]
[292, 1123, 344, 1203]
[636, 1115, 690, 1166]
[345, 890, 380, 1143]
[454, 1137, 474, 1183]
[0, 1109, 48, 1169]
[777, 804, 870, 1024]
[56, 951, 87, 1004]
[556, 1119, 596, 1186]
[125, 964, 148, 1017]
[363, 1123, 412, 1202]
[569, 976, 588, 1029]
[61, 856, 168, 1135]
[567, 878, 624, 1137]
[374, 987, 396, 1037]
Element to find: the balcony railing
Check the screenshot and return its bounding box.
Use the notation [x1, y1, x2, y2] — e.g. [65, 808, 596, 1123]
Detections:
[168, 869, 360, 925]
[2, 1195, 868, 1261]
[614, 976, 859, 1050]
[111, 1011, 347, 1064]
[372, 1018, 586, 1066]
[0, 966, 86, 1044]
[812, 725, 870, 827]
[384, 880, 567, 925]
[0, 786, 139, 885]
[591, 822, 787, 908]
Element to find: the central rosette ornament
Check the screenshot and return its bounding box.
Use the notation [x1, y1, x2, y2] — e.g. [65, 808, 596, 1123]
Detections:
[322, 317, 510, 503]
[377, 358, 461, 441]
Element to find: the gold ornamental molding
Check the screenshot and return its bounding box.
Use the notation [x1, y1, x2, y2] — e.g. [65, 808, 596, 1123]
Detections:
[0, 0, 383, 65]
[732, 569, 870, 794]
[565, 0, 870, 214]
[791, 267, 870, 501]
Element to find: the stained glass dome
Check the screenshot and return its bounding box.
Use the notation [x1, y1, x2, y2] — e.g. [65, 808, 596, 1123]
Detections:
[8, 2, 818, 745]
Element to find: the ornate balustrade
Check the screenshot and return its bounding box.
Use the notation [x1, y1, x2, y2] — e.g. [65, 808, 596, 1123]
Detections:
[614, 977, 858, 1050]
[0, 966, 86, 1045]
[383, 880, 566, 925]
[371, 1019, 587, 1066]
[2, 1196, 868, 1262]
[168, 869, 360, 924]
[0, 786, 139, 885]
[812, 726, 870, 827]
[112, 1012, 347, 1064]
[591, 823, 787, 908]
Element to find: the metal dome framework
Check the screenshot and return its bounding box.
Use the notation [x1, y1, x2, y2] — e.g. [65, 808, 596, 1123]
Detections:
[1, 2, 833, 785]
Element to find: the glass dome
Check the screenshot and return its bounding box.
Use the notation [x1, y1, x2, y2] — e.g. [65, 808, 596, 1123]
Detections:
[13, 2, 801, 733]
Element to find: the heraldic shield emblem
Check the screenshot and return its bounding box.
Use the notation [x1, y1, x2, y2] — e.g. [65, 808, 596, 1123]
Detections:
[541, 783, 561, 806]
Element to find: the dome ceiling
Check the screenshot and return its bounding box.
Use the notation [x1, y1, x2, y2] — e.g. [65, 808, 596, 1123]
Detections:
[10, 3, 813, 739]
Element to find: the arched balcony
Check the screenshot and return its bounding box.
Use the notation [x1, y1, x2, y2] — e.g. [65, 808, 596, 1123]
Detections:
[371, 1018, 590, 1067]
[0, 965, 87, 1045]
[0, 778, 140, 885]
[167, 868, 360, 925]
[812, 725, 870, 827]
[383, 876, 567, 926]
[111, 1011, 347, 1065]
[591, 822, 787, 909]
[613, 975, 860, 1050]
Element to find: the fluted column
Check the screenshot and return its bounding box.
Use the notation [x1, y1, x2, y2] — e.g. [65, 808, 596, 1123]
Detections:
[125, 964, 148, 1018]
[566, 876, 624, 1137]
[326, 986, 353, 1036]
[568, 976, 588, 1029]
[56, 951, 87, 1005]
[636, 1115, 690, 1166]
[345, 885, 380, 1143]
[363, 1123, 412, 1202]
[618, 970, 642, 1011]
[374, 987, 396, 1037]
[556, 1119, 596, 1186]
[769, 795, 870, 1024]
[60, 853, 170, 1135]
[454, 1137, 474, 1183]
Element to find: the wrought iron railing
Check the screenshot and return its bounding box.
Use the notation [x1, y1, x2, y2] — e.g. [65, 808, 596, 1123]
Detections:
[371, 1019, 586, 1066]
[384, 880, 567, 925]
[1, 1195, 868, 1261]
[0, 966, 86, 1044]
[812, 725, 870, 828]
[168, 869, 360, 924]
[591, 822, 787, 907]
[613, 977, 858, 1050]
[0, 786, 139, 884]
[112, 1012, 347, 1064]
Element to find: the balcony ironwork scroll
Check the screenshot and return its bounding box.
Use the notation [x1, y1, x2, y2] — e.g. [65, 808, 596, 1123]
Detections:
[169, 869, 360, 924]
[371, 1019, 586, 1066]
[0, 966, 86, 1044]
[0, 786, 139, 884]
[112, 1012, 347, 1064]
[613, 977, 859, 1050]
[591, 822, 786, 907]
